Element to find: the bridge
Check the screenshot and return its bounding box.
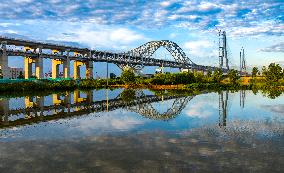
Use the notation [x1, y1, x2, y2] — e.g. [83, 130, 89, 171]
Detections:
[0, 90, 194, 129]
[0, 90, 234, 129]
[0, 36, 229, 79]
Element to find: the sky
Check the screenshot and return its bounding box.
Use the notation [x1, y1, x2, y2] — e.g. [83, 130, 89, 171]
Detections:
[0, 0, 283, 76]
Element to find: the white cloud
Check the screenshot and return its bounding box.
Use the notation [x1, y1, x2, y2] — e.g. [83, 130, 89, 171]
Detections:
[160, 1, 171, 7]
[259, 42, 284, 53]
[184, 40, 212, 56]
[198, 2, 219, 11]
[13, 0, 33, 3]
[0, 23, 18, 27]
[48, 25, 147, 50]
[71, 110, 147, 133]
[185, 101, 214, 118]
[110, 28, 144, 44]
[184, 95, 219, 118]
[229, 21, 284, 37]
[0, 29, 18, 34]
[0, 0, 282, 38]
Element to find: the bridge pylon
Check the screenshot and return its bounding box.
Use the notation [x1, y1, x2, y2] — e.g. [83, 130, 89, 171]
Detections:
[218, 30, 229, 71]
[219, 91, 228, 128]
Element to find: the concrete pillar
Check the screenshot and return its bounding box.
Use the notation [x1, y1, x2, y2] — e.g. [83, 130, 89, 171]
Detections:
[24, 57, 33, 79]
[25, 96, 34, 108]
[52, 59, 62, 79]
[35, 47, 43, 79]
[64, 92, 71, 105]
[0, 41, 9, 79]
[86, 90, 94, 103]
[0, 98, 9, 123]
[73, 61, 84, 79]
[52, 94, 62, 105]
[74, 90, 85, 103]
[24, 47, 35, 79]
[86, 61, 93, 79]
[36, 96, 44, 116]
[63, 92, 71, 113]
[63, 50, 70, 78]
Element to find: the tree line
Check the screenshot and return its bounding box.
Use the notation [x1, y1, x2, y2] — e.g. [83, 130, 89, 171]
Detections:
[119, 63, 284, 85]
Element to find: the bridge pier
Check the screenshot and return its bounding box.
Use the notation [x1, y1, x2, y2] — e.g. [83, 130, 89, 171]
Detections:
[0, 41, 9, 79]
[52, 59, 63, 79]
[53, 94, 63, 105]
[86, 61, 93, 79]
[25, 96, 44, 108]
[24, 46, 43, 79]
[36, 46, 44, 79]
[51, 49, 71, 79]
[63, 50, 70, 78]
[73, 60, 93, 79]
[24, 57, 32, 79]
[0, 98, 9, 124]
[73, 61, 83, 79]
[86, 90, 94, 103]
[74, 90, 85, 103]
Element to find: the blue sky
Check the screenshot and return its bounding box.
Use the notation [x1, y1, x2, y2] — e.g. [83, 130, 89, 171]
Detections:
[0, 0, 283, 75]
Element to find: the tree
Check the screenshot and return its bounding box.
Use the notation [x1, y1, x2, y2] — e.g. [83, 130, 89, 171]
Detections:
[213, 68, 223, 83]
[194, 71, 204, 83]
[227, 69, 239, 83]
[121, 69, 135, 84]
[252, 67, 259, 78]
[263, 63, 282, 82]
[205, 70, 212, 82]
[120, 89, 136, 102]
[262, 66, 267, 76]
[110, 73, 116, 79]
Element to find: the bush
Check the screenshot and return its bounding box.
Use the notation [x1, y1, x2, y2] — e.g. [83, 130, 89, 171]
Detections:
[121, 69, 136, 84]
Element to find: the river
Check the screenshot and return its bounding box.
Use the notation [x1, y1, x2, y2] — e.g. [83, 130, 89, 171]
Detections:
[0, 89, 283, 172]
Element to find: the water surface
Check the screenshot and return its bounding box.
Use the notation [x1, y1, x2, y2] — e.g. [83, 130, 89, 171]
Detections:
[0, 89, 283, 172]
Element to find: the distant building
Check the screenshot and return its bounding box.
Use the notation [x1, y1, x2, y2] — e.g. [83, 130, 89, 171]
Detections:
[141, 74, 154, 78]
[9, 67, 24, 79]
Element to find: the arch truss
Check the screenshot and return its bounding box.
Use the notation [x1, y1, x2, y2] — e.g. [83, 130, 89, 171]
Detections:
[118, 40, 196, 71]
[127, 95, 194, 121]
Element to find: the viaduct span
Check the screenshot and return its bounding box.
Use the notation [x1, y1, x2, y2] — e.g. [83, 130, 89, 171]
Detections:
[0, 36, 227, 79]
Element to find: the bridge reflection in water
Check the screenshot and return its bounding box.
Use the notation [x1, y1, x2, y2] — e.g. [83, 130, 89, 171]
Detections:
[0, 90, 243, 129]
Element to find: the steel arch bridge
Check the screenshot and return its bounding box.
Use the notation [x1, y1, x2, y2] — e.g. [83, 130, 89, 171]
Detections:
[1, 36, 229, 80]
[122, 40, 195, 70]
[119, 90, 194, 121]
[127, 96, 194, 120]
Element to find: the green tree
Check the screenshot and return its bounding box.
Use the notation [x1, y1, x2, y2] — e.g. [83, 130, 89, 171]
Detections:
[263, 63, 282, 82]
[206, 70, 212, 79]
[213, 68, 223, 83]
[252, 67, 259, 78]
[227, 69, 239, 83]
[262, 66, 267, 76]
[120, 89, 135, 102]
[121, 69, 136, 84]
[110, 73, 116, 79]
[194, 71, 204, 83]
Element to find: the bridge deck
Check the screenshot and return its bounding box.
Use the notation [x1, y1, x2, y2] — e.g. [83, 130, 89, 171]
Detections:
[1, 36, 224, 71]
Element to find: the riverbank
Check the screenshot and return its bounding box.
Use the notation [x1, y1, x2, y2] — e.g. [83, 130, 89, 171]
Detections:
[0, 78, 284, 98]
